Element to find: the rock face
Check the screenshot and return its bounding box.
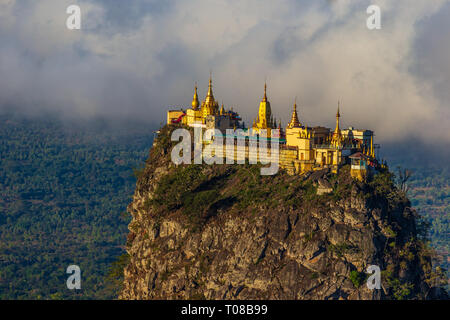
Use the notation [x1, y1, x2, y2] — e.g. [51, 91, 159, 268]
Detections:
[120, 125, 447, 300]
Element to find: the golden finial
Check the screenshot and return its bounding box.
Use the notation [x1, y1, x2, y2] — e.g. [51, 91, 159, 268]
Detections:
[204, 73, 215, 107]
[334, 100, 341, 136]
[288, 98, 300, 128]
[191, 82, 199, 110]
[262, 82, 267, 102]
[207, 75, 213, 96]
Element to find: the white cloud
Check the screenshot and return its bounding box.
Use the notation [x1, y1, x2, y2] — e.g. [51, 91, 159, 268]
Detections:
[0, 0, 449, 144]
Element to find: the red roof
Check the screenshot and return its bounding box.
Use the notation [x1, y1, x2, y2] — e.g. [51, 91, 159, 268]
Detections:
[349, 152, 369, 159]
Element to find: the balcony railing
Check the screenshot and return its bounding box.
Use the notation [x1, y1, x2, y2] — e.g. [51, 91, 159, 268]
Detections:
[312, 144, 361, 150]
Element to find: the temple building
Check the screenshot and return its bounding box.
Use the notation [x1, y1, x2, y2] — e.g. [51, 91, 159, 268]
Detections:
[282, 101, 376, 178]
[167, 76, 241, 131]
[166, 78, 378, 181]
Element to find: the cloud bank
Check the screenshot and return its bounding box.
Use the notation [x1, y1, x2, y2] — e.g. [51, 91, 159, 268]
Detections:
[0, 0, 449, 144]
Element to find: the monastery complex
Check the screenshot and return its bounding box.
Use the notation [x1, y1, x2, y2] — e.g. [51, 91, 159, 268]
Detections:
[167, 77, 379, 181]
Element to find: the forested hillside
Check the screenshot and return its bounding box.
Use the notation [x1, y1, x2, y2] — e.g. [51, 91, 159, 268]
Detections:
[0, 114, 153, 299]
[401, 166, 449, 287]
[386, 153, 449, 290]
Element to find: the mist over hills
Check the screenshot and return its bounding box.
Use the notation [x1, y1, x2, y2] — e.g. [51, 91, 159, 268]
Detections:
[1, 1, 450, 144]
[382, 141, 450, 168]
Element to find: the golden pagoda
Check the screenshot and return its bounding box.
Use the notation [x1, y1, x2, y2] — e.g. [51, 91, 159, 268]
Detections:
[252, 83, 275, 136]
[166, 77, 377, 180]
[201, 76, 219, 119]
[331, 102, 343, 147]
[191, 84, 199, 110]
[184, 83, 204, 125]
[287, 99, 301, 129]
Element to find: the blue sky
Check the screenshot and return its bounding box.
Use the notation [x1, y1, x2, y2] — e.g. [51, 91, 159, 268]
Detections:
[0, 0, 449, 144]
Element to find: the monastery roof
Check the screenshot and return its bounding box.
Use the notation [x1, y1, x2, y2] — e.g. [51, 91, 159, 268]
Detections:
[349, 152, 369, 159]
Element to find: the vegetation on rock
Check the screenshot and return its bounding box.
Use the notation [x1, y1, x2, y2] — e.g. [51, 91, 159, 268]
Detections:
[121, 127, 448, 300]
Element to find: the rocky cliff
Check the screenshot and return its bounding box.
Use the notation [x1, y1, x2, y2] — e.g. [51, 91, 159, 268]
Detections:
[120, 125, 447, 300]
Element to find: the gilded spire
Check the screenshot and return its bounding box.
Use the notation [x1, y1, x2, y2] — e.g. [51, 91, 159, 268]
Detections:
[202, 74, 217, 116]
[262, 82, 267, 102]
[370, 134, 374, 157]
[191, 83, 199, 110]
[255, 81, 272, 131]
[288, 99, 300, 128]
[220, 103, 224, 115]
[206, 75, 214, 102]
[332, 101, 342, 147]
[335, 101, 341, 133]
